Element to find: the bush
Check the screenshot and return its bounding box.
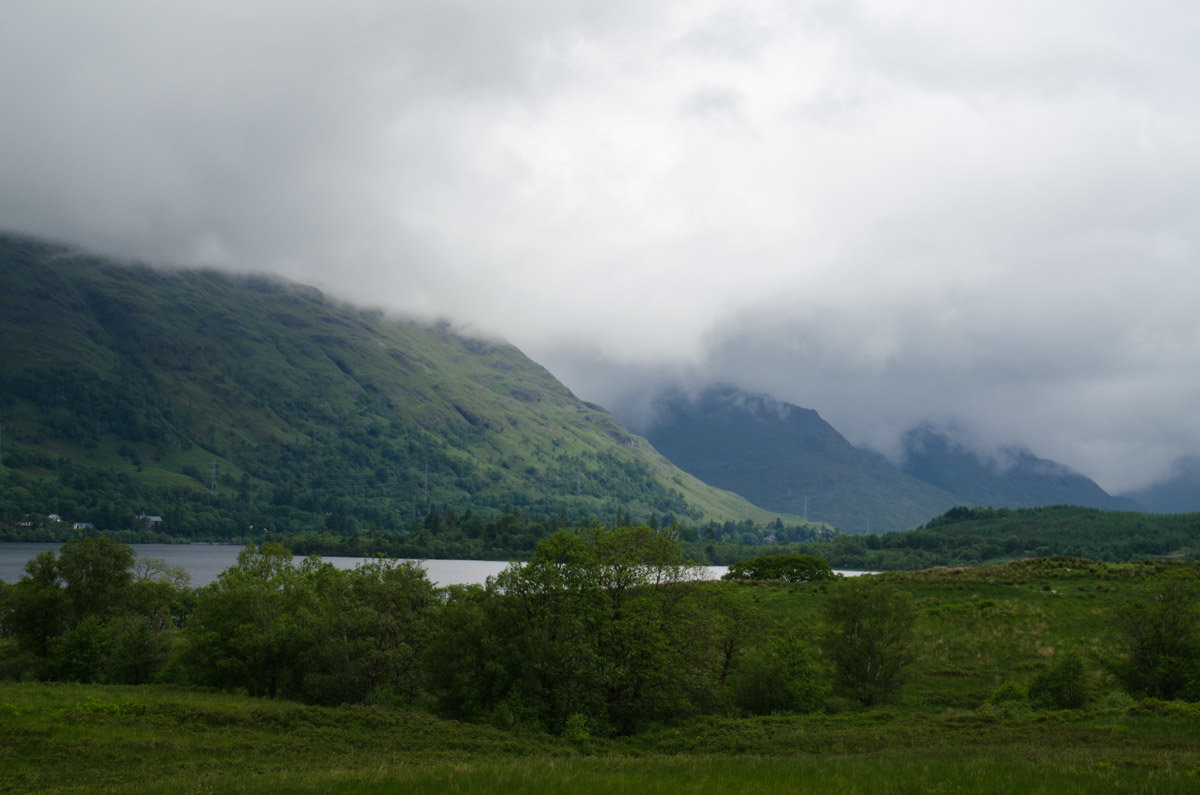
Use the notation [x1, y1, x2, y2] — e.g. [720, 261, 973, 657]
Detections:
[1109, 580, 1200, 700]
[1029, 652, 1089, 710]
[990, 681, 1026, 704]
[728, 633, 824, 715]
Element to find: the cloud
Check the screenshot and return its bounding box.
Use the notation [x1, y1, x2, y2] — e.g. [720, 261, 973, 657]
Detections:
[2, 1, 1198, 493]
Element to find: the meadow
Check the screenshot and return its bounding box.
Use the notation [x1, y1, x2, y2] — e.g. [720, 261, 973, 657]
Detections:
[3, 556, 1199, 793]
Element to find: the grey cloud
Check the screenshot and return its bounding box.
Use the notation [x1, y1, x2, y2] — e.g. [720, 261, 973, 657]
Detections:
[2, 1, 1198, 496]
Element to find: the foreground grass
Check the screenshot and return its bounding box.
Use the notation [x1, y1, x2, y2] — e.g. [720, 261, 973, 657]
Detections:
[3, 682, 1200, 793]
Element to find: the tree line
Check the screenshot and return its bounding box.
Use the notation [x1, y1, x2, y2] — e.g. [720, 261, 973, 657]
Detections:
[0, 530, 920, 736]
[5, 530, 1199, 736]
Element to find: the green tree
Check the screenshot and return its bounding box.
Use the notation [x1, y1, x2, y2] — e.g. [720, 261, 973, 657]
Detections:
[426, 525, 721, 735]
[178, 543, 315, 698]
[724, 553, 836, 583]
[1028, 651, 1089, 710]
[821, 578, 916, 706]
[1, 550, 68, 660]
[55, 538, 136, 623]
[300, 558, 436, 706]
[728, 631, 824, 715]
[1109, 579, 1200, 700]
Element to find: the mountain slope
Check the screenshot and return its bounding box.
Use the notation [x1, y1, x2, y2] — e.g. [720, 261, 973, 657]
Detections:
[898, 426, 1141, 512]
[0, 234, 792, 542]
[1120, 456, 1200, 513]
[627, 386, 961, 534]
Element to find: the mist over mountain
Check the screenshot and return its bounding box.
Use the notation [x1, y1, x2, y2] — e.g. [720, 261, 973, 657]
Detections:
[897, 426, 1142, 512]
[621, 385, 961, 534]
[620, 384, 1149, 534]
[1120, 455, 1200, 514]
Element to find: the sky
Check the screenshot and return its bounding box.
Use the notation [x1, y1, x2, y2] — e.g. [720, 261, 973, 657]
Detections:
[2, 1, 1198, 493]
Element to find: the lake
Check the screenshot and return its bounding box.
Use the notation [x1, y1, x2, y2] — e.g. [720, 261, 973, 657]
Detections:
[0, 542, 868, 587]
[0, 542, 739, 587]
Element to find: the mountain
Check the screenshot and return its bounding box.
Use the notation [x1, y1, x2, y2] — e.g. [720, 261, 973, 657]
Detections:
[1120, 456, 1200, 513]
[898, 426, 1142, 512]
[624, 385, 961, 534]
[0, 233, 794, 545]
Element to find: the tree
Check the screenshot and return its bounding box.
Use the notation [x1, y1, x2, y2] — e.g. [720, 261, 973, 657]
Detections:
[425, 525, 721, 735]
[179, 543, 314, 698]
[180, 544, 437, 706]
[1, 550, 68, 659]
[1028, 651, 1089, 710]
[723, 553, 836, 583]
[821, 578, 916, 706]
[0, 539, 183, 683]
[55, 538, 136, 623]
[728, 631, 824, 715]
[1109, 579, 1199, 700]
[300, 558, 436, 705]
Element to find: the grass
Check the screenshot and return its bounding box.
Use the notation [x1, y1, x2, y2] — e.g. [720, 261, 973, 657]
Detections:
[3, 683, 1199, 792]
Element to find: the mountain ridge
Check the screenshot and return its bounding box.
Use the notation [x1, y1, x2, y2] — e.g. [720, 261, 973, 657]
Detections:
[898, 425, 1141, 512]
[623, 383, 1144, 534]
[624, 385, 962, 534]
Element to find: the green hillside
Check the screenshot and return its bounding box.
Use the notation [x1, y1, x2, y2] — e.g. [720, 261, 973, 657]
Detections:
[0, 234, 804, 547]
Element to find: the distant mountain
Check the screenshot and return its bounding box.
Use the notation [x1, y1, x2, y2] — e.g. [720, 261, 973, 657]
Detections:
[898, 426, 1141, 512]
[0, 233, 789, 545]
[1120, 456, 1200, 513]
[625, 385, 961, 534]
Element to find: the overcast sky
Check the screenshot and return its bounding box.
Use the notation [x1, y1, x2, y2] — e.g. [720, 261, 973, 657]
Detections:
[2, 1, 1198, 493]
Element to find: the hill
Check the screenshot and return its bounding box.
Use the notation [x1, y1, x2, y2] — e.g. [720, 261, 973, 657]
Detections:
[898, 425, 1142, 512]
[626, 385, 961, 534]
[0, 233, 799, 549]
[1120, 455, 1200, 513]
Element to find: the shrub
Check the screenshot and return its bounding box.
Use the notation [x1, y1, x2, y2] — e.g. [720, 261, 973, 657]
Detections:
[1029, 652, 1089, 710]
[990, 681, 1026, 704]
[1109, 580, 1200, 700]
[728, 633, 824, 715]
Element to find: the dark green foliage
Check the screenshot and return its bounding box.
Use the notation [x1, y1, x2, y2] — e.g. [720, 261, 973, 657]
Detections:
[990, 680, 1027, 704]
[300, 557, 436, 706]
[55, 538, 136, 622]
[1109, 579, 1200, 700]
[735, 506, 1200, 570]
[821, 579, 916, 706]
[177, 544, 436, 705]
[1028, 652, 1089, 709]
[0, 539, 185, 683]
[723, 553, 835, 582]
[424, 525, 731, 735]
[727, 632, 824, 715]
[177, 544, 315, 698]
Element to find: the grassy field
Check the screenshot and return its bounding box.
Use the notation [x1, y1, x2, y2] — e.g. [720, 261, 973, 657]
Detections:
[4, 559, 1200, 793]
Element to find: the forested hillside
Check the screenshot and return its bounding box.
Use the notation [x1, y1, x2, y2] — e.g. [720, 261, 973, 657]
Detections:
[0, 234, 800, 550]
[779, 505, 1200, 570]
